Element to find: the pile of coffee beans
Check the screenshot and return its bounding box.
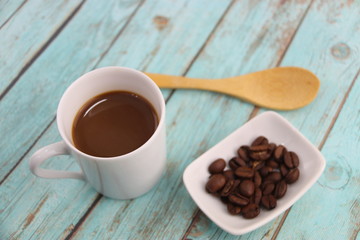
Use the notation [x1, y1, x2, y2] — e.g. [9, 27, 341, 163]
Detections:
[205, 136, 300, 219]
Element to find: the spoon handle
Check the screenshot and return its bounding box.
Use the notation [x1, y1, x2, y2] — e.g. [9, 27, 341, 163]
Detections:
[145, 73, 229, 93]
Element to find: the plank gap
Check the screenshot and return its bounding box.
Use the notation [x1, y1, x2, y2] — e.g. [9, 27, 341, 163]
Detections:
[92, 0, 146, 68]
[0, 0, 28, 30]
[65, 194, 102, 240]
[0, 116, 56, 185]
[274, 0, 315, 67]
[164, 0, 237, 104]
[271, 68, 360, 240]
[181, 209, 201, 240]
[0, 0, 86, 102]
[317, 68, 360, 150]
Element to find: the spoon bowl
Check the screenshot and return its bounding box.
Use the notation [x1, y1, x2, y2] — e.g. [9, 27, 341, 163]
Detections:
[146, 67, 320, 110]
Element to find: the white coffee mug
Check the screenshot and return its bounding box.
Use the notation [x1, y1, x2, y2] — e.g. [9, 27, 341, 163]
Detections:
[29, 66, 166, 200]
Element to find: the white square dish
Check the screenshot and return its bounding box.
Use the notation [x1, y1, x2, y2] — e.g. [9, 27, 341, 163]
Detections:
[183, 111, 326, 235]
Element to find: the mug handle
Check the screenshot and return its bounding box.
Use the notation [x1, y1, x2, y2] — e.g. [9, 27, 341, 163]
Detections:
[29, 141, 85, 180]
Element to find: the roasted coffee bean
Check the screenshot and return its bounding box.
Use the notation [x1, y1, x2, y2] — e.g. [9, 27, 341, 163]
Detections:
[208, 158, 226, 174]
[274, 145, 286, 162]
[229, 193, 249, 206]
[242, 204, 260, 219]
[249, 144, 270, 152]
[252, 160, 266, 171]
[280, 164, 289, 177]
[274, 180, 287, 199]
[229, 158, 240, 170]
[235, 167, 254, 178]
[206, 174, 226, 193]
[254, 171, 262, 187]
[251, 136, 268, 146]
[259, 166, 273, 177]
[221, 179, 240, 197]
[223, 170, 235, 180]
[268, 143, 276, 154]
[237, 146, 250, 161]
[227, 203, 242, 215]
[262, 182, 275, 195]
[239, 180, 255, 197]
[261, 195, 277, 210]
[285, 168, 300, 184]
[221, 179, 235, 196]
[254, 187, 262, 205]
[284, 151, 300, 168]
[265, 172, 282, 183]
[266, 159, 279, 168]
[234, 156, 248, 167]
[205, 136, 301, 220]
[249, 150, 270, 161]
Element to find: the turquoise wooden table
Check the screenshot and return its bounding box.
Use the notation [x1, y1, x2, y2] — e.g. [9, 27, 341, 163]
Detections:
[1, 0, 359, 239]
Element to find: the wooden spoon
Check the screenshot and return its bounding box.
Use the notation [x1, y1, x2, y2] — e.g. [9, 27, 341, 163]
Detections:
[145, 67, 320, 110]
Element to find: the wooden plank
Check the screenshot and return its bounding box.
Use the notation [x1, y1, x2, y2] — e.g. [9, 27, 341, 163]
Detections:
[0, 0, 82, 95]
[275, 72, 360, 239]
[0, 0, 26, 28]
[0, 0, 142, 181]
[185, 0, 360, 239]
[0, 0, 233, 239]
[71, 0, 314, 239]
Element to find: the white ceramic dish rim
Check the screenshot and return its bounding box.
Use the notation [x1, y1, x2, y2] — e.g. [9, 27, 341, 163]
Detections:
[183, 111, 326, 235]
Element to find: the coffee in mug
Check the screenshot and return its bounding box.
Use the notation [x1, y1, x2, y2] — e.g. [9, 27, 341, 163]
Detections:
[29, 67, 166, 200]
[72, 91, 158, 157]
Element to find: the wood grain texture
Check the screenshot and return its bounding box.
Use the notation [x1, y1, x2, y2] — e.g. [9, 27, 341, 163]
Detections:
[73, 0, 317, 239]
[0, 0, 27, 28]
[0, 0, 234, 239]
[276, 71, 360, 239]
[0, 0, 82, 95]
[0, 0, 142, 181]
[185, 0, 360, 238]
[0, 0, 359, 239]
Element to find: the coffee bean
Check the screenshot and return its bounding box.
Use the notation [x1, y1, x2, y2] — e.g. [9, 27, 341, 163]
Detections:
[274, 145, 286, 162]
[242, 204, 260, 219]
[206, 174, 226, 193]
[259, 166, 273, 177]
[229, 193, 249, 206]
[274, 180, 287, 199]
[261, 195, 277, 210]
[205, 136, 301, 220]
[284, 151, 300, 168]
[268, 143, 276, 155]
[223, 170, 235, 180]
[249, 144, 270, 152]
[234, 156, 248, 167]
[221, 179, 240, 197]
[285, 168, 300, 184]
[227, 203, 242, 215]
[267, 159, 279, 168]
[239, 180, 255, 197]
[221, 179, 234, 197]
[208, 158, 226, 174]
[262, 182, 275, 195]
[237, 146, 250, 161]
[249, 145, 271, 161]
[280, 164, 289, 177]
[252, 160, 266, 171]
[265, 172, 282, 183]
[251, 136, 268, 146]
[254, 171, 262, 187]
[229, 158, 240, 170]
[235, 167, 254, 178]
[253, 187, 262, 205]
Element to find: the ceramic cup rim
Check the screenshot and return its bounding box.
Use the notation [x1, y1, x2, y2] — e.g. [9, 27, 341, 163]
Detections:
[56, 66, 166, 161]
